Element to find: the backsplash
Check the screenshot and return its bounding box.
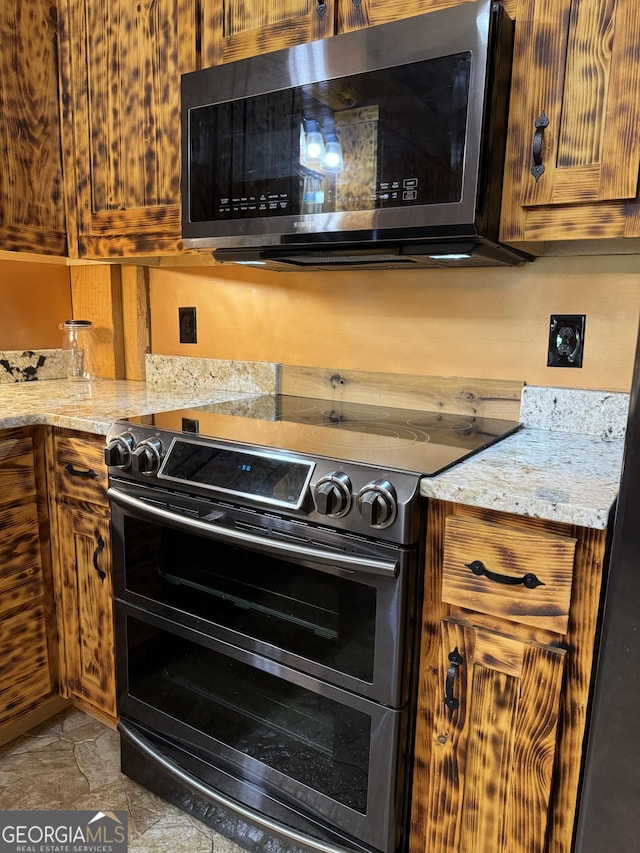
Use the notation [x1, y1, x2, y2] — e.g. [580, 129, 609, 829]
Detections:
[520, 386, 630, 438]
[0, 349, 71, 383]
[145, 354, 279, 395]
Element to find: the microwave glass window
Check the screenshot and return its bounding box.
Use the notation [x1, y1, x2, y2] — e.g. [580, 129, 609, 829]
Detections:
[188, 52, 471, 223]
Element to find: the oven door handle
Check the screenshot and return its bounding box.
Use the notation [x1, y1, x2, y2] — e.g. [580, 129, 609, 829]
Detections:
[108, 487, 399, 577]
[118, 720, 359, 853]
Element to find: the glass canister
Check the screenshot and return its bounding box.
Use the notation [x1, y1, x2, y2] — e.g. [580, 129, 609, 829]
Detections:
[59, 320, 97, 380]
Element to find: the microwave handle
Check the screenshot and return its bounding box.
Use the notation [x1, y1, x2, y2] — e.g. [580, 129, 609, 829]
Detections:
[107, 486, 398, 578]
[119, 720, 358, 853]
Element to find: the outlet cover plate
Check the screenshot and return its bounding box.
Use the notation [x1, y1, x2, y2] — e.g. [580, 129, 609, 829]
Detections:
[179, 306, 197, 344]
[548, 314, 585, 368]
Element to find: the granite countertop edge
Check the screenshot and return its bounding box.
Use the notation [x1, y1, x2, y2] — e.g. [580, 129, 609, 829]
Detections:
[0, 379, 256, 436]
[419, 427, 623, 530]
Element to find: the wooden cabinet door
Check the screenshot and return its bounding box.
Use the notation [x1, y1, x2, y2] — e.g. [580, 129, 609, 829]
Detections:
[337, 0, 489, 33]
[57, 506, 116, 720]
[201, 0, 336, 67]
[0, 429, 58, 729]
[57, 0, 199, 258]
[421, 619, 565, 853]
[501, 0, 640, 247]
[0, 0, 67, 254]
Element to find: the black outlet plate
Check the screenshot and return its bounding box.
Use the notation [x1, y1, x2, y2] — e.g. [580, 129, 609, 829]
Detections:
[548, 314, 585, 368]
[179, 307, 197, 344]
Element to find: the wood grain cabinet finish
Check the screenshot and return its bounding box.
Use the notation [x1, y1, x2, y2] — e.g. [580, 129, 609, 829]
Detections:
[0, 0, 67, 254]
[424, 619, 565, 853]
[57, 0, 200, 258]
[200, 0, 336, 67]
[411, 500, 609, 853]
[500, 0, 640, 249]
[200, 0, 504, 66]
[0, 429, 59, 729]
[50, 429, 116, 722]
[442, 515, 577, 633]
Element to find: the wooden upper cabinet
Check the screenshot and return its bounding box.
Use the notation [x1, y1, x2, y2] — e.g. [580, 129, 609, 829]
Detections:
[337, 0, 510, 33]
[0, 0, 67, 255]
[201, 0, 336, 67]
[501, 0, 640, 248]
[57, 0, 199, 258]
[199, 0, 505, 66]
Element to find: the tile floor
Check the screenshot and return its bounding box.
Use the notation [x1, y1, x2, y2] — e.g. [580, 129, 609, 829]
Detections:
[0, 708, 246, 853]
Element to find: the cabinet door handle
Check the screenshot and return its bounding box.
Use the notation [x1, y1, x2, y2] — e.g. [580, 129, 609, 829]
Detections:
[444, 647, 464, 713]
[316, 0, 327, 18]
[65, 462, 97, 479]
[352, 0, 362, 6]
[465, 559, 544, 589]
[93, 532, 106, 583]
[531, 110, 549, 181]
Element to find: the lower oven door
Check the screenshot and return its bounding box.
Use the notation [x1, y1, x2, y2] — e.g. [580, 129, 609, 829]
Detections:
[109, 482, 420, 707]
[116, 601, 407, 853]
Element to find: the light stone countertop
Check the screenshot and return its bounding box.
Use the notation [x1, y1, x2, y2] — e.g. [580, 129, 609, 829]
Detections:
[0, 374, 627, 531]
[419, 385, 629, 530]
[0, 379, 255, 435]
[419, 428, 623, 530]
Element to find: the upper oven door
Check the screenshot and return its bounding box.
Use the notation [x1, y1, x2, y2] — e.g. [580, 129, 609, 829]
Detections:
[109, 482, 421, 708]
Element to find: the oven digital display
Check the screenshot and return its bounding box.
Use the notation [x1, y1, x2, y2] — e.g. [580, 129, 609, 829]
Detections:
[159, 439, 314, 508]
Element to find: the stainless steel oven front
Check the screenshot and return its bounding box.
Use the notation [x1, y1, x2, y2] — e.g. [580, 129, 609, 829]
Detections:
[109, 478, 424, 853]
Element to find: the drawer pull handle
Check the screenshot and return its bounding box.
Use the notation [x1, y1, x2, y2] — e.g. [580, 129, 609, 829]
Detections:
[444, 647, 464, 713]
[466, 559, 544, 589]
[65, 462, 97, 479]
[93, 532, 106, 583]
[531, 110, 549, 181]
[316, 1, 327, 18]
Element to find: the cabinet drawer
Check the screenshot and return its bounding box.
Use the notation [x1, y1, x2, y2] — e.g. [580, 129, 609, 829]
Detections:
[54, 434, 108, 505]
[442, 516, 577, 633]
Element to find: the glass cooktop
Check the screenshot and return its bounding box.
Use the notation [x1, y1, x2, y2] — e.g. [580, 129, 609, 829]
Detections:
[125, 394, 521, 477]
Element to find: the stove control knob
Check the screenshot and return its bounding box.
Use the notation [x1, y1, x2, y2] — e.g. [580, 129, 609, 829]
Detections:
[131, 438, 163, 476]
[357, 480, 397, 529]
[104, 433, 136, 469]
[314, 472, 352, 517]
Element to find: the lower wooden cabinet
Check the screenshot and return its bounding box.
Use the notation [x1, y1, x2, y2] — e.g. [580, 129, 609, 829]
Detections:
[424, 619, 565, 853]
[49, 428, 117, 723]
[411, 500, 609, 853]
[0, 428, 63, 743]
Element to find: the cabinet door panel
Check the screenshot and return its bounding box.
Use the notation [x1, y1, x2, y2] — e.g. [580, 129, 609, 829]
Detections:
[501, 0, 640, 243]
[337, 0, 480, 32]
[58, 508, 116, 718]
[425, 619, 565, 853]
[201, 0, 335, 66]
[0, 0, 67, 254]
[58, 0, 198, 257]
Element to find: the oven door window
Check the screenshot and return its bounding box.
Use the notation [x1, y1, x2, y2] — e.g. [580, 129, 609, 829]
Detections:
[119, 514, 397, 691]
[125, 613, 375, 814]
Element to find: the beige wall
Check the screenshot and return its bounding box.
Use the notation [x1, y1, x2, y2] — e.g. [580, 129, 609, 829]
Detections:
[0, 260, 72, 349]
[149, 255, 640, 392]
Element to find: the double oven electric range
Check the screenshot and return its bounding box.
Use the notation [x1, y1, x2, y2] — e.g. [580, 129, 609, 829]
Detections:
[105, 394, 520, 853]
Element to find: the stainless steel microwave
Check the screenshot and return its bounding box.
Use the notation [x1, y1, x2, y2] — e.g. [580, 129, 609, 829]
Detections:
[181, 0, 531, 270]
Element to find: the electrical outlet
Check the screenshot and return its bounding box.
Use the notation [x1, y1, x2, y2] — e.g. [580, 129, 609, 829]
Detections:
[548, 314, 585, 368]
[179, 307, 197, 344]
